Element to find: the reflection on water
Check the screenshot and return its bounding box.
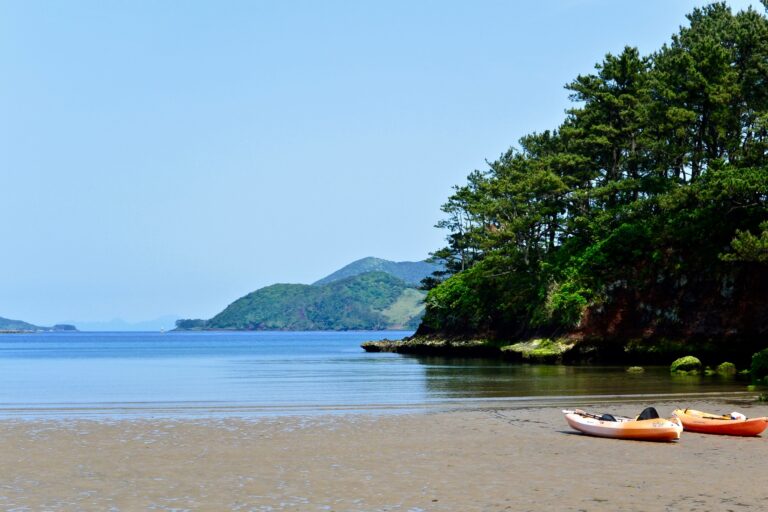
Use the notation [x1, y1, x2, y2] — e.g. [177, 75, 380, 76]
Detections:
[415, 356, 747, 399]
[0, 332, 756, 418]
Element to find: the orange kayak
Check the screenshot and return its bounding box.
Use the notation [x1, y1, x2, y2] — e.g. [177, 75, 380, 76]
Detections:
[563, 408, 682, 442]
[672, 409, 768, 436]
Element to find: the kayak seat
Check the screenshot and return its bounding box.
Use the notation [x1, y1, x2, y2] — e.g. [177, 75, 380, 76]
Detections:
[599, 414, 617, 422]
[637, 407, 660, 420]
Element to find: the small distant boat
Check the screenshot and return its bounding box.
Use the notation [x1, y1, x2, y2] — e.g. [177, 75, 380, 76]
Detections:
[563, 407, 683, 442]
[672, 408, 768, 436]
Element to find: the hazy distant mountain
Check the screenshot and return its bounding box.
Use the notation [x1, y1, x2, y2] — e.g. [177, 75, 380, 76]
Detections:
[313, 257, 441, 286]
[0, 316, 77, 332]
[67, 315, 179, 332]
[176, 271, 426, 331]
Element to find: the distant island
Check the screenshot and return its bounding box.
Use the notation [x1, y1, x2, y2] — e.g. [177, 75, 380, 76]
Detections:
[0, 316, 77, 333]
[174, 257, 441, 331]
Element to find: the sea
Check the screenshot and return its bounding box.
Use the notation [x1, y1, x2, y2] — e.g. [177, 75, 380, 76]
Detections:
[0, 331, 753, 419]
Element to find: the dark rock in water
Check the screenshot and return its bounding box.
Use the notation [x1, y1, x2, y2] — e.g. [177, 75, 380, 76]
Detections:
[670, 355, 702, 374]
[361, 340, 402, 353]
[361, 337, 502, 357]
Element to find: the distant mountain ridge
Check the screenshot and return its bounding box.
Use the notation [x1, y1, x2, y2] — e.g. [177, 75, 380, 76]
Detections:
[0, 316, 77, 332]
[313, 257, 442, 286]
[176, 257, 438, 331]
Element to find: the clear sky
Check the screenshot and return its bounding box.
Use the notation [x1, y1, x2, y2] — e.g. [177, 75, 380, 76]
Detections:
[1, 0, 761, 326]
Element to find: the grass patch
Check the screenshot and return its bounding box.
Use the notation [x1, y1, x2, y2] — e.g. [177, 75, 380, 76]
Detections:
[380, 289, 426, 327]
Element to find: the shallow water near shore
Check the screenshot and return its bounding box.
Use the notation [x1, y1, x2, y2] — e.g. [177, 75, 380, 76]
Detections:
[0, 331, 756, 419]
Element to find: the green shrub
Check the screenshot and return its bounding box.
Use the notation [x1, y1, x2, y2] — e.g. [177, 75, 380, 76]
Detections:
[670, 355, 702, 374]
[626, 366, 645, 373]
[538, 280, 590, 329]
[751, 348, 768, 383]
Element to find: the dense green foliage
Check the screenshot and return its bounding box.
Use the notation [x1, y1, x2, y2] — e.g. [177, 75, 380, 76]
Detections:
[752, 348, 768, 382]
[313, 257, 442, 286]
[421, 3, 768, 355]
[176, 272, 425, 331]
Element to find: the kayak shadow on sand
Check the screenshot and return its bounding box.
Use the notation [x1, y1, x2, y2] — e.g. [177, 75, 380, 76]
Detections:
[558, 430, 682, 443]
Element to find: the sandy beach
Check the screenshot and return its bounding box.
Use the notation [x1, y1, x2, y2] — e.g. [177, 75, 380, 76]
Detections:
[1, 399, 766, 511]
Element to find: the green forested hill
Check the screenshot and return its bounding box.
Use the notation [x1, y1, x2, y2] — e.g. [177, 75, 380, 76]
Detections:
[313, 257, 441, 286]
[176, 271, 426, 331]
[416, 3, 768, 363]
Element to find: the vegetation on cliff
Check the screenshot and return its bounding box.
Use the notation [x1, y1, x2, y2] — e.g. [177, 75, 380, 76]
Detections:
[417, 3, 768, 363]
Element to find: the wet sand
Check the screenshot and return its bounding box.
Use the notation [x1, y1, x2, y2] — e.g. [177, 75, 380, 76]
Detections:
[1, 399, 766, 511]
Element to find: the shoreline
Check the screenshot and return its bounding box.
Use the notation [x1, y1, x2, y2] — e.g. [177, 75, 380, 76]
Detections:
[0, 390, 762, 421]
[1, 398, 767, 510]
[362, 335, 766, 368]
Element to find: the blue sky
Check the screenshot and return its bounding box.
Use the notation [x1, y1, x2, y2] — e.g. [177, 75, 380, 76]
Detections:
[1, 0, 760, 326]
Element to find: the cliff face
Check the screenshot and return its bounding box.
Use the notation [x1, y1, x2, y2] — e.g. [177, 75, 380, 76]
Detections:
[408, 255, 768, 365]
[571, 263, 768, 364]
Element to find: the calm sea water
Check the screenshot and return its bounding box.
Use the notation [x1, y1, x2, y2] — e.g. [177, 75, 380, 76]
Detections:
[0, 331, 752, 418]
